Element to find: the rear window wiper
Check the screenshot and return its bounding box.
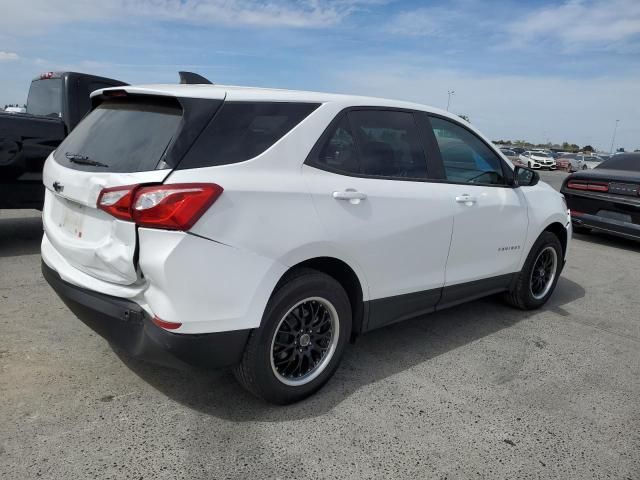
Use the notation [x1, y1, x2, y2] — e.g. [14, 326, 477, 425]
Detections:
[65, 152, 109, 168]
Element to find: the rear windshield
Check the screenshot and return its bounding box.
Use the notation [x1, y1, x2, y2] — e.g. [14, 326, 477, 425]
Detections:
[177, 102, 319, 169]
[55, 98, 182, 172]
[26, 79, 63, 117]
[596, 154, 640, 171]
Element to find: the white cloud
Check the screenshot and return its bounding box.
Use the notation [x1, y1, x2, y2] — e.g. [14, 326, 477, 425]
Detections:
[0, 51, 19, 61]
[511, 0, 640, 48]
[387, 7, 449, 37]
[0, 0, 376, 32]
[330, 61, 640, 151]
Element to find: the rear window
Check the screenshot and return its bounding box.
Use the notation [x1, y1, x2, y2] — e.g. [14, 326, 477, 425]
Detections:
[26, 79, 63, 117]
[177, 102, 319, 169]
[596, 154, 640, 171]
[55, 98, 182, 172]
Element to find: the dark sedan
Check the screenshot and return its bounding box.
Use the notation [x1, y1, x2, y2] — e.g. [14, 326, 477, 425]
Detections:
[561, 153, 640, 241]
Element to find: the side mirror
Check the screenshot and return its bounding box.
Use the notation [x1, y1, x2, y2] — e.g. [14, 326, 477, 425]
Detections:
[513, 165, 539, 187]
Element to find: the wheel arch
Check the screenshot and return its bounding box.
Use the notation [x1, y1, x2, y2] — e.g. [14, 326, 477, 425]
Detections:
[543, 221, 568, 258]
[274, 257, 367, 338]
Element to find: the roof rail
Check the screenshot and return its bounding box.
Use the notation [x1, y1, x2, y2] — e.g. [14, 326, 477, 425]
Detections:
[178, 71, 213, 85]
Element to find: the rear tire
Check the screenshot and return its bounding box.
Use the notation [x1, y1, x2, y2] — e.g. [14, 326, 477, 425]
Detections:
[504, 232, 563, 310]
[233, 269, 352, 404]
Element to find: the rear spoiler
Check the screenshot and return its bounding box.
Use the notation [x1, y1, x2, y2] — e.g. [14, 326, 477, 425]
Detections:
[90, 71, 217, 108]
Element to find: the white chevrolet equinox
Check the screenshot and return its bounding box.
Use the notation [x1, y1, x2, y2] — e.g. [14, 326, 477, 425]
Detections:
[41, 83, 571, 404]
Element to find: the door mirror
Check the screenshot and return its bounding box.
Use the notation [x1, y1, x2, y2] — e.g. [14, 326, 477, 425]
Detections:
[514, 165, 539, 187]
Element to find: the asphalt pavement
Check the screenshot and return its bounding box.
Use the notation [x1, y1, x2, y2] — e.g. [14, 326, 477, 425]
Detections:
[1, 171, 638, 479]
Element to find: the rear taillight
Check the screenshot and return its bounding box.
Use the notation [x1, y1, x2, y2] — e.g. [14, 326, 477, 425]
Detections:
[567, 181, 609, 193]
[97, 185, 136, 221]
[97, 183, 223, 230]
[133, 184, 223, 230]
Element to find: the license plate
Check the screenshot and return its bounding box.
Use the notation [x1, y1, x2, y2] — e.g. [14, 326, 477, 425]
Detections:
[60, 201, 85, 238]
[609, 183, 639, 196]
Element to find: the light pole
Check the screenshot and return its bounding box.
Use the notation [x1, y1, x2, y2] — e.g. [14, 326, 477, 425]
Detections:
[609, 119, 620, 154]
[446, 90, 455, 112]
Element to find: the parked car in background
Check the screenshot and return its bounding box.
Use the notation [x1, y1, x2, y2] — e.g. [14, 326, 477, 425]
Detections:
[3, 106, 26, 114]
[41, 81, 570, 404]
[562, 153, 640, 240]
[519, 150, 557, 170]
[581, 155, 605, 170]
[500, 148, 520, 163]
[511, 147, 525, 155]
[0, 71, 126, 209]
[557, 153, 585, 172]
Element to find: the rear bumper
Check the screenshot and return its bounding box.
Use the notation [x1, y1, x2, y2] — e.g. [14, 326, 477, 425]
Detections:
[571, 213, 640, 241]
[42, 261, 251, 369]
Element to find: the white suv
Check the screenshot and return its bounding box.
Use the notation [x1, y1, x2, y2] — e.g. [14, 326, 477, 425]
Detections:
[41, 84, 570, 404]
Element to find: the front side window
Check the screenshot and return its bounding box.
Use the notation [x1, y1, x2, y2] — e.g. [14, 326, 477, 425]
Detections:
[430, 116, 505, 185]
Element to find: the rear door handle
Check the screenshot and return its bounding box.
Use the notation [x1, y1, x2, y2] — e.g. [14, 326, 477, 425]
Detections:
[455, 194, 477, 205]
[333, 189, 367, 204]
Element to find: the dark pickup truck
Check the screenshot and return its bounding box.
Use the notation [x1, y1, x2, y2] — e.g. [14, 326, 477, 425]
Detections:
[0, 72, 127, 209]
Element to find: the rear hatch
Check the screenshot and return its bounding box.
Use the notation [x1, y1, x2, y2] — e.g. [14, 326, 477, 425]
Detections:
[42, 92, 223, 285]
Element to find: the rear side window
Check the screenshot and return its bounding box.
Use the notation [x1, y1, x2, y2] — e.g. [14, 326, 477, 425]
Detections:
[56, 98, 182, 172]
[596, 154, 640, 171]
[430, 116, 505, 185]
[178, 102, 319, 169]
[311, 110, 428, 179]
[26, 78, 63, 117]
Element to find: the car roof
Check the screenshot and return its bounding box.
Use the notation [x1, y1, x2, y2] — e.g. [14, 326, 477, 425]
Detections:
[93, 83, 455, 116]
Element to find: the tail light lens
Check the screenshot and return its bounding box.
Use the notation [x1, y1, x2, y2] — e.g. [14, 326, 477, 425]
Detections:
[97, 185, 136, 221]
[133, 184, 223, 230]
[97, 183, 223, 230]
[567, 181, 609, 193]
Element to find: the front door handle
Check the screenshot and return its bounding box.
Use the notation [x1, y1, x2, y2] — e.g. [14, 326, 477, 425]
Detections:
[333, 189, 367, 204]
[455, 194, 477, 206]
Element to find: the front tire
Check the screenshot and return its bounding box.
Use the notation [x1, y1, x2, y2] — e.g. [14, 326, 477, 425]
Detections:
[233, 269, 352, 404]
[504, 232, 563, 310]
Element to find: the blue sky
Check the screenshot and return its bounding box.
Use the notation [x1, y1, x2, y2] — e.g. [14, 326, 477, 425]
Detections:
[1, 0, 639, 151]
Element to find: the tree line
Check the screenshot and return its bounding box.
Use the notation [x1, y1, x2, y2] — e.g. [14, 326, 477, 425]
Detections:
[493, 140, 594, 153]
